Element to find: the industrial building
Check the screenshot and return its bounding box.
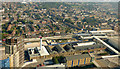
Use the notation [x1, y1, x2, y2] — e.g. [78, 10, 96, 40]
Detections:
[52, 45, 66, 53]
[65, 54, 92, 67]
[5, 36, 24, 67]
[73, 41, 105, 51]
[27, 36, 49, 60]
[90, 30, 115, 35]
[27, 37, 107, 60]
[64, 45, 75, 52]
[28, 46, 49, 60]
[108, 37, 120, 52]
[44, 46, 53, 54]
[36, 64, 65, 69]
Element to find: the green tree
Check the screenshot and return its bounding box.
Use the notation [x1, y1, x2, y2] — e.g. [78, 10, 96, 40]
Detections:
[52, 57, 59, 64]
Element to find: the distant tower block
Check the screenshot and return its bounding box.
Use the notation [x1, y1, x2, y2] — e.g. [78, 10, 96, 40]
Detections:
[39, 36, 42, 50]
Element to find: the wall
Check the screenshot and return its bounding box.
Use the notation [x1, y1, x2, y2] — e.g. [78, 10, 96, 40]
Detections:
[66, 57, 92, 67]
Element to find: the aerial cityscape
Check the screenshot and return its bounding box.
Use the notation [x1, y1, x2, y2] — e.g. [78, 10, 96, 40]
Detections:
[0, 2, 120, 69]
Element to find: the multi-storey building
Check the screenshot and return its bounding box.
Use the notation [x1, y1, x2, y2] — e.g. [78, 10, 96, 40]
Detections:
[5, 36, 24, 67]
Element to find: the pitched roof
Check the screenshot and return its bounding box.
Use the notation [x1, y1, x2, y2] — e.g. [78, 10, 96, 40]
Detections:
[53, 45, 66, 53]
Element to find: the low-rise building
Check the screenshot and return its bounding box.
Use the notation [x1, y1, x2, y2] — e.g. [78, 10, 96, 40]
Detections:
[52, 45, 66, 53]
[28, 47, 49, 60]
[65, 54, 92, 67]
[64, 45, 75, 52]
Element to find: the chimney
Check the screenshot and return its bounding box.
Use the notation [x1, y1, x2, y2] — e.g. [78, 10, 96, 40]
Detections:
[39, 36, 42, 50]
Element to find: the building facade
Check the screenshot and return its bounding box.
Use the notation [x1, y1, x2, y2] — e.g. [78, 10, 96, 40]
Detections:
[5, 36, 24, 67]
[65, 54, 92, 67]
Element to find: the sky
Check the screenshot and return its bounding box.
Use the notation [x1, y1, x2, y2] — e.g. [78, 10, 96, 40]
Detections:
[1, 0, 120, 2]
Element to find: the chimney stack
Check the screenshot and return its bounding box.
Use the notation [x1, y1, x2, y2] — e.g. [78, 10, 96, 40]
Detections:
[39, 36, 42, 50]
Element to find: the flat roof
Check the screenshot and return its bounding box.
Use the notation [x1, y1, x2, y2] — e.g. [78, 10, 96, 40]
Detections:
[108, 37, 120, 51]
[65, 54, 91, 61]
[90, 30, 115, 33]
[95, 59, 118, 67]
[28, 46, 49, 57]
[74, 43, 105, 51]
[7, 36, 20, 39]
[108, 37, 119, 44]
[74, 42, 96, 47]
[43, 64, 65, 67]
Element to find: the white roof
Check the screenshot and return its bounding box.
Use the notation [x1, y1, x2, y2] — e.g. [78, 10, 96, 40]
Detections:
[43, 64, 65, 67]
[74, 42, 95, 47]
[102, 55, 119, 58]
[38, 46, 49, 56]
[27, 46, 50, 56]
[90, 30, 115, 33]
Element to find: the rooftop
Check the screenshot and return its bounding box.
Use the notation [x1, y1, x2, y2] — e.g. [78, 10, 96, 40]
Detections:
[73, 42, 105, 51]
[6, 36, 20, 39]
[44, 46, 53, 54]
[90, 30, 115, 33]
[65, 54, 91, 61]
[28, 46, 49, 57]
[52, 45, 66, 53]
[74, 42, 96, 47]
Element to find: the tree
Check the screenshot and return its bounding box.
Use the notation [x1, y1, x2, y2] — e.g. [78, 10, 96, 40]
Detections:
[59, 56, 66, 63]
[52, 57, 59, 64]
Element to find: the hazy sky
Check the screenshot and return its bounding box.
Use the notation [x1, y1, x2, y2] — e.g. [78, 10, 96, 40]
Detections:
[1, 0, 120, 2]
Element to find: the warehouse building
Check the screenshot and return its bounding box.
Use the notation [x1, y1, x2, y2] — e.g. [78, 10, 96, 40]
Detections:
[108, 37, 120, 52]
[44, 46, 53, 54]
[73, 42, 105, 51]
[28, 46, 49, 60]
[52, 45, 66, 53]
[27, 38, 106, 60]
[64, 45, 75, 52]
[65, 54, 92, 67]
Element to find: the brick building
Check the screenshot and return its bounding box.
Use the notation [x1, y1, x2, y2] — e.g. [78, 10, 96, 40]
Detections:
[65, 54, 92, 67]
